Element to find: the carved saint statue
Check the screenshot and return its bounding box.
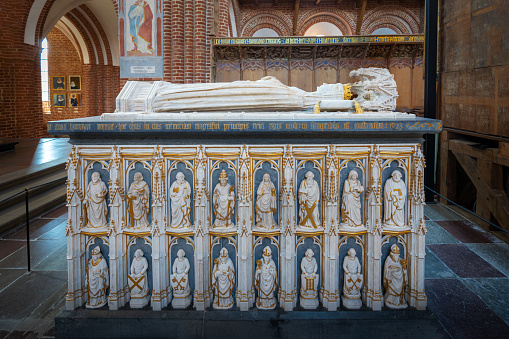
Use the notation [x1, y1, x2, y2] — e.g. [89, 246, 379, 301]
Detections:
[383, 170, 407, 228]
[340, 170, 365, 229]
[212, 247, 235, 309]
[342, 248, 363, 309]
[128, 248, 150, 308]
[383, 244, 408, 309]
[298, 171, 321, 229]
[299, 249, 319, 309]
[170, 249, 192, 308]
[212, 169, 235, 228]
[127, 172, 150, 229]
[169, 172, 191, 229]
[86, 246, 109, 308]
[255, 173, 277, 229]
[83, 172, 108, 228]
[255, 246, 278, 309]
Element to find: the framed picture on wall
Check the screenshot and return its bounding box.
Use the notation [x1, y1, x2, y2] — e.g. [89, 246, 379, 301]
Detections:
[52, 76, 65, 90]
[69, 93, 82, 107]
[69, 76, 81, 90]
[53, 93, 66, 107]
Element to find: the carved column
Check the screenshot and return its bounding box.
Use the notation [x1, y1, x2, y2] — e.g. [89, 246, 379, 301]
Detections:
[280, 145, 296, 310]
[364, 145, 383, 310]
[194, 146, 211, 310]
[407, 146, 427, 310]
[65, 146, 85, 310]
[237, 146, 254, 310]
[323, 145, 340, 310]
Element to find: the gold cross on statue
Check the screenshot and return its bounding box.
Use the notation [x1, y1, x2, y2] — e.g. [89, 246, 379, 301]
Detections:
[299, 201, 318, 228]
[128, 274, 145, 290]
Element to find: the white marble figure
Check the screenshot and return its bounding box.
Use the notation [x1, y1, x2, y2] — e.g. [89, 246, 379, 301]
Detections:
[212, 248, 235, 309]
[341, 248, 363, 309]
[83, 172, 108, 228]
[298, 171, 321, 229]
[212, 169, 235, 228]
[299, 249, 319, 309]
[169, 172, 191, 229]
[127, 172, 150, 229]
[170, 249, 192, 308]
[383, 170, 407, 229]
[255, 173, 277, 229]
[128, 249, 150, 308]
[255, 246, 278, 309]
[86, 246, 109, 308]
[383, 244, 408, 309]
[113, 68, 401, 114]
[340, 170, 365, 230]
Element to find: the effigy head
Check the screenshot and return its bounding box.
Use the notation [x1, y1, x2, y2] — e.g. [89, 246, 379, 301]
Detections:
[263, 246, 272, 257]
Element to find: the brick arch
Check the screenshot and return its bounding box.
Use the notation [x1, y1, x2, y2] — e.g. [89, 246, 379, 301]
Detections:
[361, 6, 420, 35]
[242, 14, 291, 37]
[298, 13, 353, 36]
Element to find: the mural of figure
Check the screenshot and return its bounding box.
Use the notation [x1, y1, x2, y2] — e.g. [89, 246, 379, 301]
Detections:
[128, 0, 153, 54]
[383, 170, 407, 228]
[212, 248, 235, 309]
[342, 248, 363, 309]
[127, 171, 150, 229]
[212, 169, 235, 228]
[128, 248, 150, 308]
[83, 172, 108, 228]
[340, 170, 365, 229]
[383, 244, 408, 309]
[299, 249, 319, 309]
[298, 171, 321, 228]
[86, 246, 109, 308]
[169, 172, 191, 229]
[255, 173, 277, 229]
[170, 249, 192, 309]
[255, 246, 278, 309]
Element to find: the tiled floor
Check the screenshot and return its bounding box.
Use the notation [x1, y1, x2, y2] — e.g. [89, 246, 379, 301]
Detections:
[0, 203, 508, 338]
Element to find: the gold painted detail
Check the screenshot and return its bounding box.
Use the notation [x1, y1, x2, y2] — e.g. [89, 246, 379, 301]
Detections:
[343, 84, 353, 100]
[354, 101, 364, 114]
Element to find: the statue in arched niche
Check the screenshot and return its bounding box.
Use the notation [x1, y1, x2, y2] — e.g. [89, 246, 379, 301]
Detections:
[128, 248, 150, 308]
[86, 246, 109, 308]
[340, 170, 364, 230]
[212, 170, 235, 228]
[255, 173, 277, 229]
[299, 249, 319, 309]
[342, 248, 363, 309]
[383, 170, 407, 229]
[169, 172, 192, 229]
[383, 244, 408, 309]
[83, 172, 108, 228]
[127, 171, 150, 229]
[212, 247, 235, 309]
[255, 246, 278, 309]
[298, 171, 321, 229]
[171, 249, 192, 308]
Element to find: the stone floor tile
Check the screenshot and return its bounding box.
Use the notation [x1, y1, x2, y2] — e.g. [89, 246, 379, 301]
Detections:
[36, 220, 66, 241]
[0, 270, 67, 319]
[465, 243, 509, 278]
[39, 205, 67, 219]
[425, 248, 457, 279]
[424, 204, 464, 221]
[436, 220, 501, 243]
[427, 244, 506, 278]
[0, 241, 25, 261]
[0, 269, 26, 293]
[0, 238, 66, 269]
[33, 246, 66, 271]
[425, 279, 509, 338]
[425, 220, 461, 245]
[462, 278, 509, 325]
[3, 218, 66, 241]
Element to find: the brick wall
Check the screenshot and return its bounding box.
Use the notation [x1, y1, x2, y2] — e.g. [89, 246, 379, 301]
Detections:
[439, 0, 509, 137]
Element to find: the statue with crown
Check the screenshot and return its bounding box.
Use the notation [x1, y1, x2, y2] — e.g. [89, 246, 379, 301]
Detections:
[212, 169, 235, 230]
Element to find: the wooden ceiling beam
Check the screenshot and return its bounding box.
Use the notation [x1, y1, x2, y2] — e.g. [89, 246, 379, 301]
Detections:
[356, 0, 367, 35]
[293, 0, 300, 35]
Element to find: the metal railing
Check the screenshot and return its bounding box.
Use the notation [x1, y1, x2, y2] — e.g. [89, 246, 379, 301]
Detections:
[0, 177, 65, 271]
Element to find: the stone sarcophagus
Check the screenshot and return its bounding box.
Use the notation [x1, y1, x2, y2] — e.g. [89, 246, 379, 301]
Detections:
[49, 68, 441, 313]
